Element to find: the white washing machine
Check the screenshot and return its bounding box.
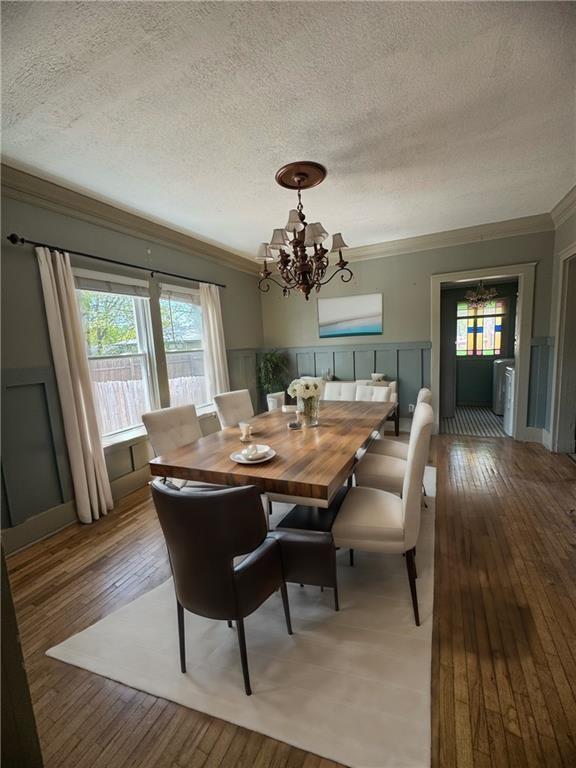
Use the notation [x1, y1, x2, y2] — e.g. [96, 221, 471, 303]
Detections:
[503, 364, 515, 436]
[493, 358, 515, 415]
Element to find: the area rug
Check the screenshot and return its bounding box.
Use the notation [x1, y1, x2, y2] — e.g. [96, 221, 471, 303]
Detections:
[47, 468, 436, 768]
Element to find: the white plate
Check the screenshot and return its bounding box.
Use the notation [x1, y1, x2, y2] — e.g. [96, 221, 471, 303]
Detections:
[230, 445, 276, 464]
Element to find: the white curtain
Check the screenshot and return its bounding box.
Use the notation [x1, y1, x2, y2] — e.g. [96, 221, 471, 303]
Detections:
[200, 283, 230, 400]
[36, 247, 113, 523]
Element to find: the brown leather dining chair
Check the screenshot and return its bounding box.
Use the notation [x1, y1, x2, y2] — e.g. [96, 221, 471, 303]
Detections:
[151, 479, 337, 695]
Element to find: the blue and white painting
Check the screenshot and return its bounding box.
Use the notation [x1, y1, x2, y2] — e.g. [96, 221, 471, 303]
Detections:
[318, 293, 382, 338]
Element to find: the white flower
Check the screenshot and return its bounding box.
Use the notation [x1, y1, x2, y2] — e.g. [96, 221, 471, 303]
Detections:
[287, 378, 321, 400]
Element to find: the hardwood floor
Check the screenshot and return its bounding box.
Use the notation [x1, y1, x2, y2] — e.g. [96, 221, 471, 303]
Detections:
[6, 436, 576, 768]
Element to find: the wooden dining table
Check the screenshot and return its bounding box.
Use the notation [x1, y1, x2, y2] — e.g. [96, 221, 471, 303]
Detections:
[149, 400, 395, 507]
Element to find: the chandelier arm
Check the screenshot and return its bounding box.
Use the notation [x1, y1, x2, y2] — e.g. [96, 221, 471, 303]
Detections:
[277, 264, 299, 288]
[258, 275, 294, 293]
[317, 266, 354, 287]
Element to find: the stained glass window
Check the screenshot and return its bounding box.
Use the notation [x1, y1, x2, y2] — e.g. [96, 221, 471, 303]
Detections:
[456, 299, 506, 356]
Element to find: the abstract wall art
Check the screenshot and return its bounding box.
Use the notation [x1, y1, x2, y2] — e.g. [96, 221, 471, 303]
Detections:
[317, 293, 382, 338]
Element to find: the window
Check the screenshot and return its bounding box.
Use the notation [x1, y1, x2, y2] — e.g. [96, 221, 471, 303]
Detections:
[160, 288, 209, 407]
[456, 299, 506, 357]
[75, 269, 225, 443]
[77, 285, 157, 437]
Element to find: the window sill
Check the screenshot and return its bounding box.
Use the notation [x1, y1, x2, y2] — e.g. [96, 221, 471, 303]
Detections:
[102, 425, 148, 452]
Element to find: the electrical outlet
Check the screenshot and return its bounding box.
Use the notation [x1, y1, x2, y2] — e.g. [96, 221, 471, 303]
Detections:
[408, 403, 415, 413]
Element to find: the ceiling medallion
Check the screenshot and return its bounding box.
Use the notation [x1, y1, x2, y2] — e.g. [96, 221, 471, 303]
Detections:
[256, 161, 353, 300]
[465, 280, 498, 309]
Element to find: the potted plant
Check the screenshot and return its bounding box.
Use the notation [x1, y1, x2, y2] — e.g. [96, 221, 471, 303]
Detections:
[258, 351, 289, 402]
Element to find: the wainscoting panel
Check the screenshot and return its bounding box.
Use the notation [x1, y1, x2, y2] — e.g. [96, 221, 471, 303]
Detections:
[527, 338, 553, 429]
[397, 348, 423, 413]
[422, 348, 432, 388]
[131, 440, 152, 471]
[296, 352, 315, 379]
[314, 351, 334, 378]
[105, 445, 134, 482]
[1, 368, 72, 528]
[375, 349, 398, 380]
[266, 342, 432, 416]
[333, 351, 354, 381]
[354, 350, 376, 380]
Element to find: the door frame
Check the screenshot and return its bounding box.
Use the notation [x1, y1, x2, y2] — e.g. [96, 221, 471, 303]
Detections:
[431, 262, 536, 440]
[547, 243, 576, 452]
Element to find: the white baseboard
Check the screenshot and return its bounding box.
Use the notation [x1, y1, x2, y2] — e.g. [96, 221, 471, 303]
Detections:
[516, 426, 543, 444]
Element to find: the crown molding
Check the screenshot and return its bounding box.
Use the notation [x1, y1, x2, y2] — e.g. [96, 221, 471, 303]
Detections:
[550, 185, 576, 228]
[2, 163, 565, 271]
[344, 214, 554, 262]
[0, 164, 260, 275]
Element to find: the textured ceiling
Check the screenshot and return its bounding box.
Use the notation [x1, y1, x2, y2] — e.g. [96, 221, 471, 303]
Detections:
[2, 2, 575, 260]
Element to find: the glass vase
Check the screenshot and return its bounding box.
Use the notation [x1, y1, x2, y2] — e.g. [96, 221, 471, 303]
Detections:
[297, 395, 320, 427]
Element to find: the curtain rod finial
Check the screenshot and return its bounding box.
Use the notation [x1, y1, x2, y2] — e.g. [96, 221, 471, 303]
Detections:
[7, 233, 23, 245]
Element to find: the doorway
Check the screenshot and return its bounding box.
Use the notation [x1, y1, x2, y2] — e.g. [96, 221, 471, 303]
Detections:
[439, 279, 518, 437]
[431, 262, 536, 441]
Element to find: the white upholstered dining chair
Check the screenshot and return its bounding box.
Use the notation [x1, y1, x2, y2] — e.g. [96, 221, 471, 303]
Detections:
[214, 389, 254, 428]
[332, 402, 434, 625]
[144, 402, 268, 513]
[367, 387, 432, 459]
[355, 399, 433, 496]
[142, 404, 204, 490]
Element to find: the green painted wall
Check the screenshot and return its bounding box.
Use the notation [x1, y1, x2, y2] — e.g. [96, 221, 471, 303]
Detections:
[1, 192, 263, 544]
[0, 182, 562, 548]
[2, 196, 263, 363]
[261, 231, 555, 347]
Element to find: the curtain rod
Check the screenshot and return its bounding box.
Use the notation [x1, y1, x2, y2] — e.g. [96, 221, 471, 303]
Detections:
[6, 233, 226, 289]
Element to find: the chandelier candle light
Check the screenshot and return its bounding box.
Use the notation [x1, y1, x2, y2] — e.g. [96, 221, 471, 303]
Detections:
[256, 162, 353, 300]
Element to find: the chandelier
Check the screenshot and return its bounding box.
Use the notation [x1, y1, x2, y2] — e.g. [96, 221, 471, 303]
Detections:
[256, 161, 353, 300]
[465, 280, 498, 309]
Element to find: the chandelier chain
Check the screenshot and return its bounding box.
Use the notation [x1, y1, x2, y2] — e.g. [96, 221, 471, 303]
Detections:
[258, 161, 352, 299]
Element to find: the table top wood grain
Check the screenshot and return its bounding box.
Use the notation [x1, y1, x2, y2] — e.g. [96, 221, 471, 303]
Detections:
[149, 400, 395, 504]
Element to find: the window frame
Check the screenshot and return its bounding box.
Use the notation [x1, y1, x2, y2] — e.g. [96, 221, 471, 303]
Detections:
[456, 298, 508, 358]
[74, 269, 218, 445]
[159, 283, 210, 409]
[75, 272, 160, 440]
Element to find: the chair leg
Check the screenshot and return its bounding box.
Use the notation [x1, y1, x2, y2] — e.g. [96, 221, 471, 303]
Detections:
[280, 582, 293, 635]
[349, 548, 355, 567]
[332, 548, 340, 611]
[236, 618, 252, 695]
[405, 548, 420, 626]
[177, 600, 186, 673]
[395, 410, 400, 437]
